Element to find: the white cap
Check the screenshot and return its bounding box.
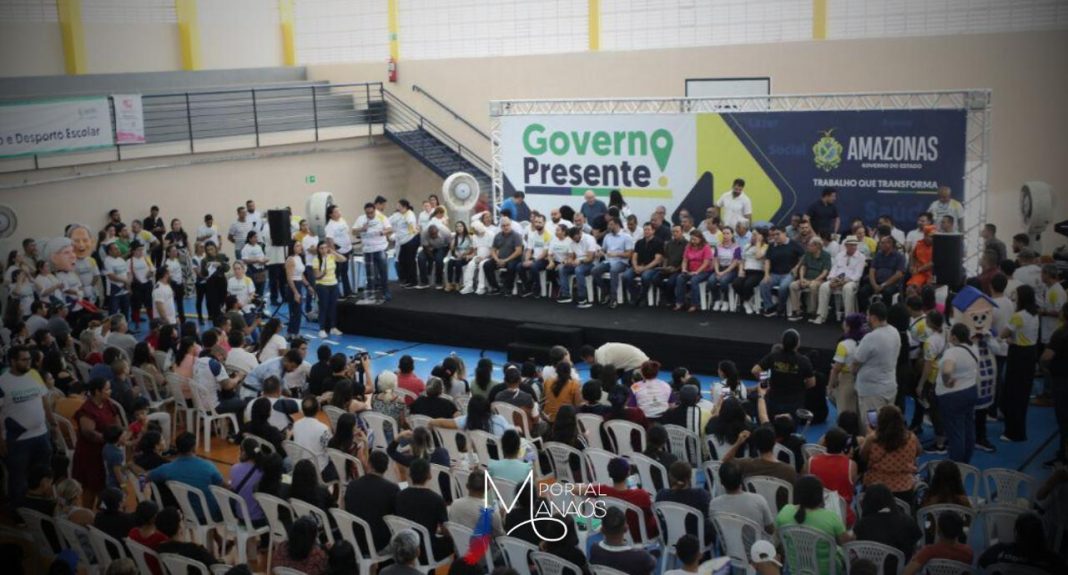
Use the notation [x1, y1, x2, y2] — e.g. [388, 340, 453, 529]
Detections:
[750, 540, 781, 567]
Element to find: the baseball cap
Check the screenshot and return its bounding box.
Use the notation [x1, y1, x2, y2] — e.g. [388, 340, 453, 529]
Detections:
[750, 540, 781, 567]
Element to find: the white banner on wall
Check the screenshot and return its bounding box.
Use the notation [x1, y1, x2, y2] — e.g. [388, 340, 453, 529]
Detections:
[112, 94, 145, 144]
[0, 97, 114, 158]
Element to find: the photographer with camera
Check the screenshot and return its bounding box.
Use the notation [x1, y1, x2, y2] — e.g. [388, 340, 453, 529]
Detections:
[751, 328, 815, 418]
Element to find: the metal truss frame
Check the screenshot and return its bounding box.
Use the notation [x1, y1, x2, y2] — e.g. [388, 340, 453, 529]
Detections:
[489, 90, 991, 271]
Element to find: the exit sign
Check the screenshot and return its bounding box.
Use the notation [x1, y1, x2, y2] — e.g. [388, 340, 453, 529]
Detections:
[305, 175, 316, 184]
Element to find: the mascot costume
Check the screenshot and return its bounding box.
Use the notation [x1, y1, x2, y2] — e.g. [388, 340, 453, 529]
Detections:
[951, 285, 1006, 446]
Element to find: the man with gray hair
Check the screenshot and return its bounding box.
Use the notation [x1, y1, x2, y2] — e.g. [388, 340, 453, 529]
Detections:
[105, 314, 138, 360]
[482, 216, 524, 296]
[408, 376, 459, 419]
[787, 237, 831, 321]
[381, 529, 423, 575]
[448, 467, 503, 537]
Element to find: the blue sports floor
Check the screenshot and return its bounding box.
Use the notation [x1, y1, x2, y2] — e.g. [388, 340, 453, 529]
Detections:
[180, 297, 1060, 484]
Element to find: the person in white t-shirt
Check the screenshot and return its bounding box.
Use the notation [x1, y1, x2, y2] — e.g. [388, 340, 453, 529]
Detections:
[225, 329, 259, 375]
[128, 241, 155, 329]
[227, 262, 256, 311]
[0, 346, 55, 510]
[937, 324, 979, 462]
[928, 186, 964, 233]
[196, 214, 221, 251]
[353, 202, 393, 302]
[245, 200, 263, 234]
[240, 230, 268, 298]
[103, 241, 131, 319]
[545, 224, 573, 298]
[293, 396, 333, 475]
[716, 178, 753, 229]
[152, 267, 177, 326]
[462, 212, 498, 295]
[1041, 264, 1066, 345]
[323, 204, 354, 297]
[390, 199, 421, 288]
[558, 227, 600, 308]
[192, 345, 248, 426]
[227, 206, 255, 261]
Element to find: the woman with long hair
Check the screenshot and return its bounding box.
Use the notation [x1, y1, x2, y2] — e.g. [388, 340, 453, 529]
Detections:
[776, 475, 852, 572]
[706, 396, 752, 460]
[274, 515, 328, 574]
[732, 228, 767, 314]
[288, 459, 335, 515]
[256, 317, 287, 362]
[543, 361, 582, 423]
[715, 360, 747, 401]
[632, 360, 673, 421]
[861, 405, 922, 502]
[428, 395, 513, 436]
[472, 357, 495, 398]
[328, 378, 370, 414]
[608, 190, 631, 220]
[72, 378, 119, 507]
[445, 221, 473, 292]
[828, 313, 866, 416]
[327, 413, 368, 480]
[163, 244, 187, 325]
[708, 226, 742, 311]
[8, 268, 35, 319]
[285, 240, 314, 336]
[313, 241, 346, 339]
[229, 438, 270, 527]
[549, 404, 583, 448]
[1000, 284, 1040, 442]
[244, 396, 285, 454]
[920, 459, 970, 508]
[386, 426, 449, 484]
[674, 231, 712, 312]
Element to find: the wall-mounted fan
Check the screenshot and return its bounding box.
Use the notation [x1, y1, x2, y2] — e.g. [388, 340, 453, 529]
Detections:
[305, 191, 334, 238]
[1020, 181, 1052, 253]
[0, 205, 17, 239]
[442, 172, 480, 226]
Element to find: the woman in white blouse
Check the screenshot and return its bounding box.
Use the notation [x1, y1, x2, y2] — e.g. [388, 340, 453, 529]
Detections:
[256, 317, 288, 362]
[227, 261, 256, 311]
[240, 230, 268, 298]
[33, 259, 63, 305]
[9, 268, 36, 319]
[732, 228, 768, 315]
[128, 241, 155, 328]
[285, 239, 314, 336]
[163, 245, 186, 325]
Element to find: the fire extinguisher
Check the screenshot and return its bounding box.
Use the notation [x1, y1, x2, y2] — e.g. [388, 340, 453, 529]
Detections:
[387, 57, 397, 83]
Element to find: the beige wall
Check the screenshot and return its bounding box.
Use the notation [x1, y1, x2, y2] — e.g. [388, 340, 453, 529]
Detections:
[0, 23, 65, 78]
[200, 20, 282, 71]
[84, 23, 182, 74]
[0, 139, 441, 256]
[309, 30, 1068, 242]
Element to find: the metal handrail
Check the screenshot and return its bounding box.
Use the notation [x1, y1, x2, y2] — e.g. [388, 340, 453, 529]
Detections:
[383, 89, 491, 175]
[411, 84, 490, 141]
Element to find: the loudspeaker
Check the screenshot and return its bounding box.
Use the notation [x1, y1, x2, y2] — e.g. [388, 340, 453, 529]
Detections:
[267, 209, 292, 246]
[932, 232, 964, 289]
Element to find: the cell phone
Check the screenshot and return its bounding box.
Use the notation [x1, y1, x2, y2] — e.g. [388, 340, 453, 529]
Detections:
[866, 409, 878, 428]
[759, 370, 771, 389]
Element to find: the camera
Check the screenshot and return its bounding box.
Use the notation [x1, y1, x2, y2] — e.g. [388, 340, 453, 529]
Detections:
[352, 351, 370, 373]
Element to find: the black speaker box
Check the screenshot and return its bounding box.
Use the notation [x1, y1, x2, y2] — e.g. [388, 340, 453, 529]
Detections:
[267, 209, 292, 246]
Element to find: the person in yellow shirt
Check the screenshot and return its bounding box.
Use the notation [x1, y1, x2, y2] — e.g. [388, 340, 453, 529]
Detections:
[1000, 285, 1040, 442]
[1041, 264, 1066, 344]
[312, 241, 347, 338]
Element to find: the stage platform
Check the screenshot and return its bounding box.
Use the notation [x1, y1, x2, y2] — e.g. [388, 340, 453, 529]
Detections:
[337, 289, 842, 374]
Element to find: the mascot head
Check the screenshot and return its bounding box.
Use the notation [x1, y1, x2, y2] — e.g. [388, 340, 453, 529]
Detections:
[951, 285, 997, 337]
[66, 223, 96, 260]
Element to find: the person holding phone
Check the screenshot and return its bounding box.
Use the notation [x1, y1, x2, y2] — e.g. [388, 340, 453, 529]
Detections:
[752, 329, 815, 417]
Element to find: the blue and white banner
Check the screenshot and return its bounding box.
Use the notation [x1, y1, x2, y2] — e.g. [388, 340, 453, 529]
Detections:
[0, 97, 114, 158]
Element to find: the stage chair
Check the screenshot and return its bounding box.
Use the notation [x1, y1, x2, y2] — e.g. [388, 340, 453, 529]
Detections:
[917, 504, 975, 545]
[773, 443, 796, 468]
[323, 405, 346, 430]
[426, 463, 450, 499]
[328, 448, 365, 500]
[601, 496, 660, 550]
[544, 441, 589, 484]
[164, 372, 197, 442]
[978, 504, 1026, 546]
[469, 429, 501, 462]
[492, 401, 533, 437]
[282, 440, 317, 467]
[702, 461, 723, 497]
[982, 468, 1035, 508]
[243, 433, 276, 455]
[663, 424, 702, 468]
[125, 537, 161, 575]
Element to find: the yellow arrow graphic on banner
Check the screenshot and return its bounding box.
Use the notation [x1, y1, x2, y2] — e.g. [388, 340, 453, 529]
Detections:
[696, 114, 786, 223]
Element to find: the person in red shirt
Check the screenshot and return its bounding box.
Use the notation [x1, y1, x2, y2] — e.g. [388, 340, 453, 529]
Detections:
[594, 457, 659, 541]
[396, 354, 425, 405]
[902, 511, 973, 575]
[804, 427, 858, 526]
[128, 501, 168, 575]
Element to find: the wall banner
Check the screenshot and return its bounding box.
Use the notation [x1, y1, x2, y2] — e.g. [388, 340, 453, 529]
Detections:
[112, 94, 146, 144]
[0, 97, 114, 158]
[500, 109, 966, 228]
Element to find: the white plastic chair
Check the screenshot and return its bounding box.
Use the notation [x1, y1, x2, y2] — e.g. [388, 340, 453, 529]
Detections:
[584, 447, 616, 485]
[254, 492, 293, 573]
[983, 562, 1049, 575]
[575, 413, 604, 450]
[396, 387, 419, 404]
[802, 442, 827, 460]
[842, 540, 905, 575]
[166, 480, 221, 548]
[744, 475, 794, 515]
[601, 496, 658, 549]
[492, 401, 533, 437]
[603, 419, 646, 456]
[711, 511, 771, 572]
[165, 372, 197, 440]
[544, 441, 589, 483]
[290, 498, 335, 545]
[917, 504, 975, 545]
[407, 414, 432, 431]
[780, 524, 839, 575]
[87, 524, 128, 570]
[663, 423, 702, 467]
[427, 463, 451, 499]
[330, 508, 393, 575]
[591, 566, 630, 575]
[772, 443, 796, 468]
[55, 517, 96, 571]
[433, 427, 468, 464]
[361, 411, 398, 449]
[383, 514, 451, 570]
[18, 507, 62, 558]
[531, 550, 584, 575]
[654, 501, 711, 570]
[982, 467, 1035, 507]
[922, 460, 982, 501]
[468, 429, 500, 462]
[243, 432, 277, 455]
[824, 489, 848, 524]
[211, 485, 269, 564]
[629, 451, 669, 493]
[188, 385, 239, 453]
[323, 405, 346, 430]
[446, 521, 476, 562]
[125, 536, 161, 575]
[487, 476, 518, 507]
[160, 552, 212, 575]
[978, 503, 1025, 546]
[922, 559, 972, 575]
[131, 365, 175, 415]
[327, 447, 365, 500]
[497, 535, 539, 575]
[452, 467, 473, 502]
[282, 439, 318, 466]
[108, 397, 130, 429]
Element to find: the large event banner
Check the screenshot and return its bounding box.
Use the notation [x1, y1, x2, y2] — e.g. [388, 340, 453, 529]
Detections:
[0, 97, 114, 158]
[500, 109, 967, 228]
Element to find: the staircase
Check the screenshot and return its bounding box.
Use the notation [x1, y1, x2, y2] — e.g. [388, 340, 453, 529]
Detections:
[382, 89, 492, 193]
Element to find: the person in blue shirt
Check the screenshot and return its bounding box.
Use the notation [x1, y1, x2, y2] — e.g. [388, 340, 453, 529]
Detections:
[499, 191, 531, 223]
[148, 432, 224, 521]
[241, 349, 305, 398]
[858, 235, 906, 312]
[580, 189, 608, 223]
[592, 218, 635, 308]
